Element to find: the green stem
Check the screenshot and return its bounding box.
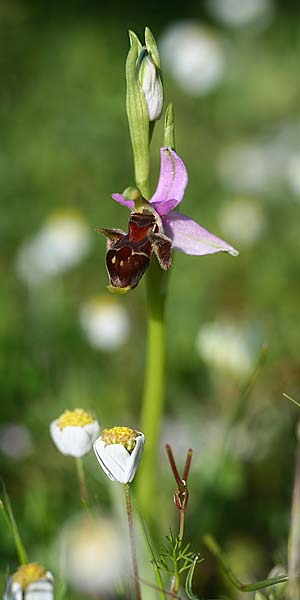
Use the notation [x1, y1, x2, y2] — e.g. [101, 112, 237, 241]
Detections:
[287, 422, 300, 599]
[137, 260, 168, 523]
[0, 482, 28, 565]
[203, 534, 289, 592]
[178, 511, 185, 544]
[75, 457, 90, 510]
[137, 507, 167, 600]
[124, 484, 142, 600]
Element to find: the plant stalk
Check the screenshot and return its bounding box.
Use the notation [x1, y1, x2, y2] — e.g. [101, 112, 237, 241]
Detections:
[204, 534, 288, 592]
[124, 484, 142, 600]
[75, 457, 90, 510]
[137, 260, 168, 524]
[287, 421, 300, 599]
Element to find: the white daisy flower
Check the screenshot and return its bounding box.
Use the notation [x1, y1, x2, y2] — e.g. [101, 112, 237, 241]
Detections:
[4, 563, 54, 600]
[50, 409, 100, 458]
[79, 296, 130, 351]
[93, 426, 145, 484]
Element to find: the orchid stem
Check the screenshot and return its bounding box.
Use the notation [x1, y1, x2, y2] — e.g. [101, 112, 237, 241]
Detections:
[124, 484, 142, 600]
[75, 457, 90, 510]
[137, 260, 168, 525]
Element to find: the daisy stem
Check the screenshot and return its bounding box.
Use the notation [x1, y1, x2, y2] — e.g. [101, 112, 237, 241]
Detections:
[75, 457, 90, 510]
[287, 421, 300, 599]
[124, 483, 142, 600]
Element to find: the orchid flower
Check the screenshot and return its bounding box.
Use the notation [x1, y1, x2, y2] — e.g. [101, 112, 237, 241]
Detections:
[95, 147, 238, 292]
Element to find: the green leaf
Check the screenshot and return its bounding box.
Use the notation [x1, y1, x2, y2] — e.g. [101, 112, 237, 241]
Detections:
[185, 556, 202, 600]
[137, 508, 167, 600]
[0, 480, 28, 565]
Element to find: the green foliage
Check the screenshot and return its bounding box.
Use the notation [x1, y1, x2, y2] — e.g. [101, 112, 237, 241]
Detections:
[1, 2, 300, 598]
[158, 528, 204, 597]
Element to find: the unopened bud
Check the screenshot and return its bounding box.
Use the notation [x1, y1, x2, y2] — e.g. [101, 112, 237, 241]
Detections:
[138, 49, 163, 122]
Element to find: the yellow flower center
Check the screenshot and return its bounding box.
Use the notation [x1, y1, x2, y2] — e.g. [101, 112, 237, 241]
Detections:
[12, 563, 47, 590]
[57, 409, 94, 429]
[101, 426, 139, 452]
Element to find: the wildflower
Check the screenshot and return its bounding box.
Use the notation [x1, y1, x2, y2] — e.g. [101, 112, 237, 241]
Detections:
[59, 512, 128, 595]
[159, 21, 226, 96]
[4, 563, 54, 599]
[205, 0, 274, 30]
[79, 295, 130, 350]
[219, 198, 266, 248]
[16, 211, 91, 287]
[196, 318, 259, 380]
[50, 409, 100, 458]
[0, 423, 33, 461]
[95, 147, 238, 292]
[93, 426, 145, 484]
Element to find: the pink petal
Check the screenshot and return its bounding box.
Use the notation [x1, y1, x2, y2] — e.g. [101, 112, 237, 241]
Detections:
[151, 198, 180, 217]
[112, 193, 134, 210]
[163, 211, 239, 256]
[150, 147, 188, 206]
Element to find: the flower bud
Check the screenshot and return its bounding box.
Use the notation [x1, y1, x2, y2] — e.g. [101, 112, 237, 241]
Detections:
[4, 563, 54, 599]
[138, 49, 163, 121]
[50, 409, 100, 458]
[93, 426, 145, 484]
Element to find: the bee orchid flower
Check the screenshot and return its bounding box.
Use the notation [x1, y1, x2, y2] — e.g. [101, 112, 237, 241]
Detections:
[95, 147, 238, 292]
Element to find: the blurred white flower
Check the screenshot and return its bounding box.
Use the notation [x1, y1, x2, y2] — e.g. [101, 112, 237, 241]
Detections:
[219, 121, 300, 197]
[219, 198, 266, 247]
[4, 563, 54, 600]
[16, 211, 91, 286]
[219, 142, 274, 194]
[94, 426, 145, 484]
[0, 423, 33, 460]
[196, 319, 260, 379]
[159, 21, 226, 96]
[80, 296, 130, 351]
[59, 512, 127, 595]
[50, 408, 100, 458]
[205, 0, 274, 30]
[287, 153, 300, 197]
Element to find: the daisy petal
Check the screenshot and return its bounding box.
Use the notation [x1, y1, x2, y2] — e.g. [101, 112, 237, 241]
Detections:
[163, 211, 239, 256]
[112, 193, 134, 210]
[150, 147, 188, 205]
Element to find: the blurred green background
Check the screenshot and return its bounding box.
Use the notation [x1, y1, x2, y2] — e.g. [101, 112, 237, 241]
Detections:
[1, 0, 300, 597]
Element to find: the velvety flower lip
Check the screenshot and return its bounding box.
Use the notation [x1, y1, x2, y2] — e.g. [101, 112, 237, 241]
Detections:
[112, 147, 239, 257]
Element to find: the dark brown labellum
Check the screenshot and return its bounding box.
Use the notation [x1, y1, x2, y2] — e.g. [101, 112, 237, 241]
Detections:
[106, 212, 158, 290]
[94, 210, 173, 291]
